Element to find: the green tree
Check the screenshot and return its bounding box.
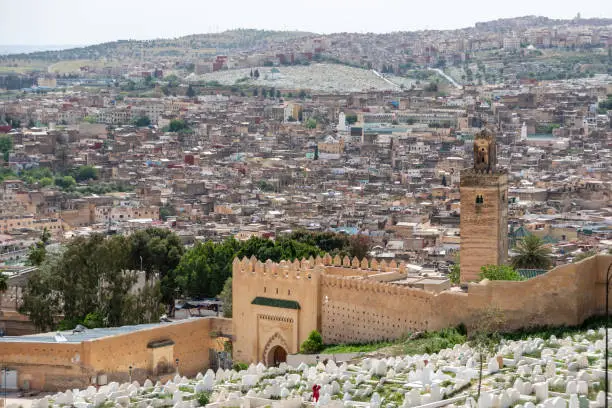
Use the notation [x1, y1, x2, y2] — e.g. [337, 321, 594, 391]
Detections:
[479, 264, 524, 281]
[20, 233, 164, 331]
[83, 115, 97, 124]
[252, 88, 258, 97]
[73, 165, 98, 182]
[0, 134, 13, 162]
[305, 118, 317, 129]
[219, 277, 232, 318]
[298, 89, 307, 100]
[261, 89, 268, 98]
[186, 84, 196, 98]
[276, 90, 281, 98]
[134, 116, 151, 127]
[300, 330, 324, 354]
[345, 114, 358, 125]
[159, 204, 176, 221]
[27, 227, 51, 266]
[127, 228, 184, 312]
[175, 238, 240, 300]
[313, 145, 319, 160]
[441, 174, 447, 186]
[511, 235, 553, 270]
[168, 119, 188, 132]
[449, 263, 460, 285]
[54, 175, 76, 190]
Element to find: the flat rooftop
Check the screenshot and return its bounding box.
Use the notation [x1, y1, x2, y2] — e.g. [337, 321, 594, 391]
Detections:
[0, 318, 203, 344]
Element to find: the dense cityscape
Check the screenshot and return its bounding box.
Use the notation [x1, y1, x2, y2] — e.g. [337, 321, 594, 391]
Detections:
[0, 9, 611, 408]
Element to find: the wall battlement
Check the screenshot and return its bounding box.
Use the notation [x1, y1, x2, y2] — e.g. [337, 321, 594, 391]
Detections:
[233, 253, 409, 278]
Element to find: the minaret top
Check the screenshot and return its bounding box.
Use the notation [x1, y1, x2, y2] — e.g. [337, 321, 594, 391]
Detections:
[473, 127, 497, 172]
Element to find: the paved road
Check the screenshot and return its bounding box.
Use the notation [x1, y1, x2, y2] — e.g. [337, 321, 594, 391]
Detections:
[427, 67, 462, 89]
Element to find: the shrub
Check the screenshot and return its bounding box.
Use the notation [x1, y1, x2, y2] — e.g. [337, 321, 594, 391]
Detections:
[232, 362, 248, 371]
[196, 391, 210, 407]
[479, 264, 524, 281]
[300, 330, 324, 354]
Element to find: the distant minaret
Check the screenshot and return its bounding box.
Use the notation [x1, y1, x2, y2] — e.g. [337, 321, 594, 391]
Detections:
[520, 122, 527, 142]
[337, 112, 346, 133]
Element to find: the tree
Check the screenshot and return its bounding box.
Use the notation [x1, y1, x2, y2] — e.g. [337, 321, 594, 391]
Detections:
[345, 114, 358, 125]
[219, 277, 232, 318]
[186, 84, 196, 98]
[20, 233, 165, 331]
[252, 88, 258, 97]
[73, 165, 98, 182]
[0, 134, 12, 162]
[468, 307, 505, 400]
[269, 87, 275, 99]
[511, 235, 553, 270]
[168, 119, 188, 132]
[441, 174, 447, 186]
[300, 330, 324, 354]
[54, 175, 76, 190]
[276, 90, 281, 98]
[27, 227, 51, 266]
[305, 118, 317, 129]
[127, 228, 184, 313]
[298, 89, 307, 100]
[348, 234, 371, 259]
[134, 116, 151, 127]
[261, 89, 268, 98]
[253, 69, 260, 79]
[175, 239, 240, 300]
[479, 264, 524, 281]
[449, 262, 460, 285]
[313, 145, 319, 160]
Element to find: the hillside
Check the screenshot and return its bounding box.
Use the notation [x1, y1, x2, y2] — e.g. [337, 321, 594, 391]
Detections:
[0, 29, 315, 62]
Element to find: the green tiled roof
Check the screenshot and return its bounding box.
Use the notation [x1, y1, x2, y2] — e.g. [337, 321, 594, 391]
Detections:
[252, 297, 301, 310]
[517, 269, 548, 279]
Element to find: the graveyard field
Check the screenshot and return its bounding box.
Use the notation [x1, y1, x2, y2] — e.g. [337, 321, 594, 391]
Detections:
[20, 320, 612, 408]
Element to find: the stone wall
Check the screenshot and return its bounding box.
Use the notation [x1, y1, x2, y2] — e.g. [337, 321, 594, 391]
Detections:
[233, 254, 612, 359]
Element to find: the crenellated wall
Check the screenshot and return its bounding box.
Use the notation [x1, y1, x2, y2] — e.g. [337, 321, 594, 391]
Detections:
[233, 253, 612, 362]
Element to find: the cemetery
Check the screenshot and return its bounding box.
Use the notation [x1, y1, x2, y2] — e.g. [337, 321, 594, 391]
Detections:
[22, 325, 612, 408]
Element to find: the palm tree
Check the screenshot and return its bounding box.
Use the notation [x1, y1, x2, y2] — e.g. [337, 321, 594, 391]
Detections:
[511, 235, 553, 270]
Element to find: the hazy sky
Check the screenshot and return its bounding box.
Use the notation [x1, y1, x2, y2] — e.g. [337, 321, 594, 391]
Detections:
[1, 0, 610, 46]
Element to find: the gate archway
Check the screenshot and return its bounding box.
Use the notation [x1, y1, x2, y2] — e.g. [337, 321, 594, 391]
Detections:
[262, 333, 289, 366]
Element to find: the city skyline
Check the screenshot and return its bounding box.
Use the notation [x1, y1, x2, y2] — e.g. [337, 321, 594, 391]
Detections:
[1, 0, 610, 46]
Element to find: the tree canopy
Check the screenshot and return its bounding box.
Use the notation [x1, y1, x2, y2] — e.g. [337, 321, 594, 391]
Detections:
[0, 134, 13, 162]
[20, 228, 182, 331]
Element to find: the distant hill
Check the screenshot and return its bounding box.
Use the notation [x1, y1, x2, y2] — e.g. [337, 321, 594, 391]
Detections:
[0, 29, 315, 62]
[0, 45, 84, 56]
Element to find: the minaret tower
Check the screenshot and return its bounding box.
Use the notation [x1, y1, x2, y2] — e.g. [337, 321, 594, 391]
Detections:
[459, 128, 509, 282]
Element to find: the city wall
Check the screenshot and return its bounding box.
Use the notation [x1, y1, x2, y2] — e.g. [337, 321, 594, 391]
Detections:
[233, 254, 612, 355]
